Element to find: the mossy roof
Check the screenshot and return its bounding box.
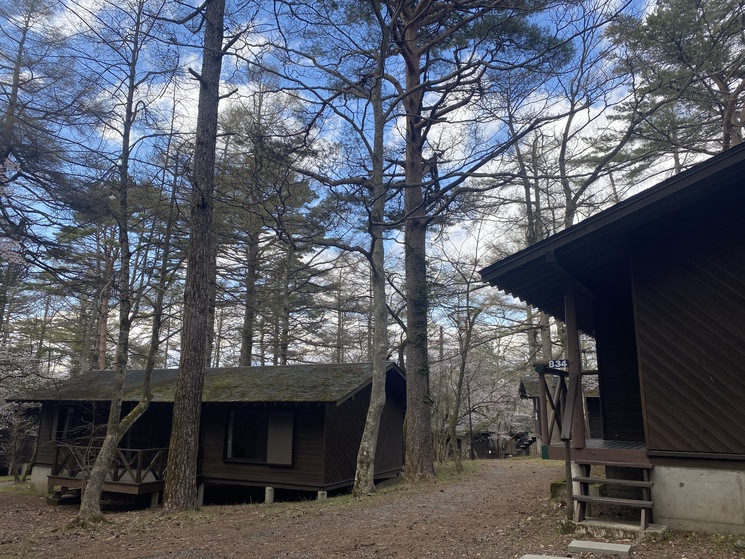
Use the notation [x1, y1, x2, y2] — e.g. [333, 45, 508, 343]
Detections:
[13, 363, 403, 404]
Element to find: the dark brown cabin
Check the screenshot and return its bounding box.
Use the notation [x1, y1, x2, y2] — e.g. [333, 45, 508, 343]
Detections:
[16, 363, 405, 504]
[481, 144, 745, 534]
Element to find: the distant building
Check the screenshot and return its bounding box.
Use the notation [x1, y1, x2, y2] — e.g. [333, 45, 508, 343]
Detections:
[13, 363, 406, 504]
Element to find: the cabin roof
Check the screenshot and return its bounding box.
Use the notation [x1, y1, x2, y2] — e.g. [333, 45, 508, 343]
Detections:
[11, 363, 405, 405]
[479, 144, 745, 333]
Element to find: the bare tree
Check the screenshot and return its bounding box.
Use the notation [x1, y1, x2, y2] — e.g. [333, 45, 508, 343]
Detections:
[67, 0, 180, 524]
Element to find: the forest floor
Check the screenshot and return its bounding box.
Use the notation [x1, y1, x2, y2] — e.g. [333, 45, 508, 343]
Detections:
[0, 458, 743, 559]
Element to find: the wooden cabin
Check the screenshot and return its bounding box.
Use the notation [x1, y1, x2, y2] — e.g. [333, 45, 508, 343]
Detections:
[15, 363, 406, 504]
[481, 144, 745, 534]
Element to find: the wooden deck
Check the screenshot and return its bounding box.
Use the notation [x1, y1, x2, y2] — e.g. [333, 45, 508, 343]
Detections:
[49, 445, 167, 496]
[545, 439, 648, 463]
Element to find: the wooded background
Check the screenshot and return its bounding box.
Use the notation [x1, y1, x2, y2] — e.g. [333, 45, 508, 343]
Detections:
[0, 0, 742, 515]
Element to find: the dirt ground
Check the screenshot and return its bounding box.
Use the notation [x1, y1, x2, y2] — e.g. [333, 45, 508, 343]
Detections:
[0, 458, 743, 559]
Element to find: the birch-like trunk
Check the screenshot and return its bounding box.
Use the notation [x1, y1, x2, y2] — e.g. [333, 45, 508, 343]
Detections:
[353, 21, 389, 495]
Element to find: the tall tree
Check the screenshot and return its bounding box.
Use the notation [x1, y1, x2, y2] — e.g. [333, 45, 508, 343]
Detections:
[608, 0, 745, 163]
[68, 0, 180, 524]
[263, 0, 399, 493]
[0, 0, 93, 268]
[163, 0, 228, 512]
[266, 0, 576, 480]
[385, 0, 573, 480]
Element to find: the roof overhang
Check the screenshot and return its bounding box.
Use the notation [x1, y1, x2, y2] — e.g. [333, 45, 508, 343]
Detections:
[479, 144, 745, 333]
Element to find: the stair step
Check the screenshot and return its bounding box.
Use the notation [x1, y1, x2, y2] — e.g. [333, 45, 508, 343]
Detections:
[573, 494, 652, 508]
[520, 555, 568, 559]
[573, 476, 653, 488]
[574, 459, 653, 469]
[568, 540, 632, 556]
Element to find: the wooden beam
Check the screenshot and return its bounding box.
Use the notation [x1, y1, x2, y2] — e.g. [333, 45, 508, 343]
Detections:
[564, 280, 586, 450]
[537, 371, 549, 444]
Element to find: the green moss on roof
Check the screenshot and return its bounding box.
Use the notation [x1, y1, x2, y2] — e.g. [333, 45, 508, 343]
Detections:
[13, 363, 397, 404]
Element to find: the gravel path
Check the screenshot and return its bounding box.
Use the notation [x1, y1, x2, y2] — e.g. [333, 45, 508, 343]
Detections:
[0, 459, 742, 558]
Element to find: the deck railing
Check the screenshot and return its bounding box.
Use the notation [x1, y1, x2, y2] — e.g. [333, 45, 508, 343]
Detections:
[534, 366, 568, 444]
[52, 445, 168, 485]
[533, 365, 596, 447]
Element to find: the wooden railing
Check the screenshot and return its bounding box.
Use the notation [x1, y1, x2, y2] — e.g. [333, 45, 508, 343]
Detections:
[52, 445, 168, 485]
[533, 365, 597, 446]
[534, 366, 568, 444]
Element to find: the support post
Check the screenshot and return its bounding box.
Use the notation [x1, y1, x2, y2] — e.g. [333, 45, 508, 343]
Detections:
[537, 371, 549, 445]
[265, 486, 274, 504]
[565, 440, 573, 520]
[197, 483, 204, 507]
[564, 281, 585, 449]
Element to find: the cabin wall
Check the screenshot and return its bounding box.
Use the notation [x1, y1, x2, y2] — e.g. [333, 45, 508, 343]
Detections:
[35, 403, 57, 467]
[375, 396, 405, 476]
[323, 391, 368, 488]
[121, 402, 172, 449]
[594, 286, 645, 442]
[200, 404, 327, 491]
[632, 218, 745, 457]
[323, 383, 405, 488]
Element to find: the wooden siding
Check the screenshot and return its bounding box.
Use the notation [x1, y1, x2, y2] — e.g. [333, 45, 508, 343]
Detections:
[322, 383, 405, 487]
[374, 397, 405, 475]
[633, 220, 745, 455]
[594, 284, 645, 441]
[35, 403, 57, 466]
[200, 404, 327, 490]
[323, 391, 369, 487]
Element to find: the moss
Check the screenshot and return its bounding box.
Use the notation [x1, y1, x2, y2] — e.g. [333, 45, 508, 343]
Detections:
[0, 482, 35, 496]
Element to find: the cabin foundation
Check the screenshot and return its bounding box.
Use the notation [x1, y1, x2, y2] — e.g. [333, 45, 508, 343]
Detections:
[652, 467, 745, 534]
[30, 465, 52, 494]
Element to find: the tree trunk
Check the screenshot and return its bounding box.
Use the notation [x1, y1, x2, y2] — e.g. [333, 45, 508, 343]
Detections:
[353, 33, 388, 496]
[400, 12, 435, 481]
[75, 0, 144, 520]
[239, 232, 259, 366]
[163, 0, 225, 512]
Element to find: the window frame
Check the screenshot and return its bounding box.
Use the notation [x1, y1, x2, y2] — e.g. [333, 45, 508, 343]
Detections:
[224, 408, 294, 466]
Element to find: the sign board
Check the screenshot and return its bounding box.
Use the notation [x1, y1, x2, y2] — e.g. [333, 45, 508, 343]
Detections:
[548, 359, 568, 369]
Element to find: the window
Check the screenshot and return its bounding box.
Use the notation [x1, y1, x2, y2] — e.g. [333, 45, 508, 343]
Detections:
[225, 409, 293, 466]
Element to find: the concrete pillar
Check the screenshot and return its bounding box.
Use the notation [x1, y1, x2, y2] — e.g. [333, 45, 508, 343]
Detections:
[317, 490, 327, 500]
[30, 465, 52, 494]
[197, 483, 205, 507]
[265, 486, 274, 504]
[150, 491, 160, 508]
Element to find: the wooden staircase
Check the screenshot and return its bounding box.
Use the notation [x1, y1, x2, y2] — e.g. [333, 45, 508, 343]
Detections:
[516, 435, 537, 453]
[47, 486, 81, 505]
[573, 460, 654, 530]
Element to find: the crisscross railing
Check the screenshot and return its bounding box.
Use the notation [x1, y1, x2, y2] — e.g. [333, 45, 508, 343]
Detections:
[535, 367, 568, 444]
[534, 364, 597, 446]
[52, 445, 168, 484]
